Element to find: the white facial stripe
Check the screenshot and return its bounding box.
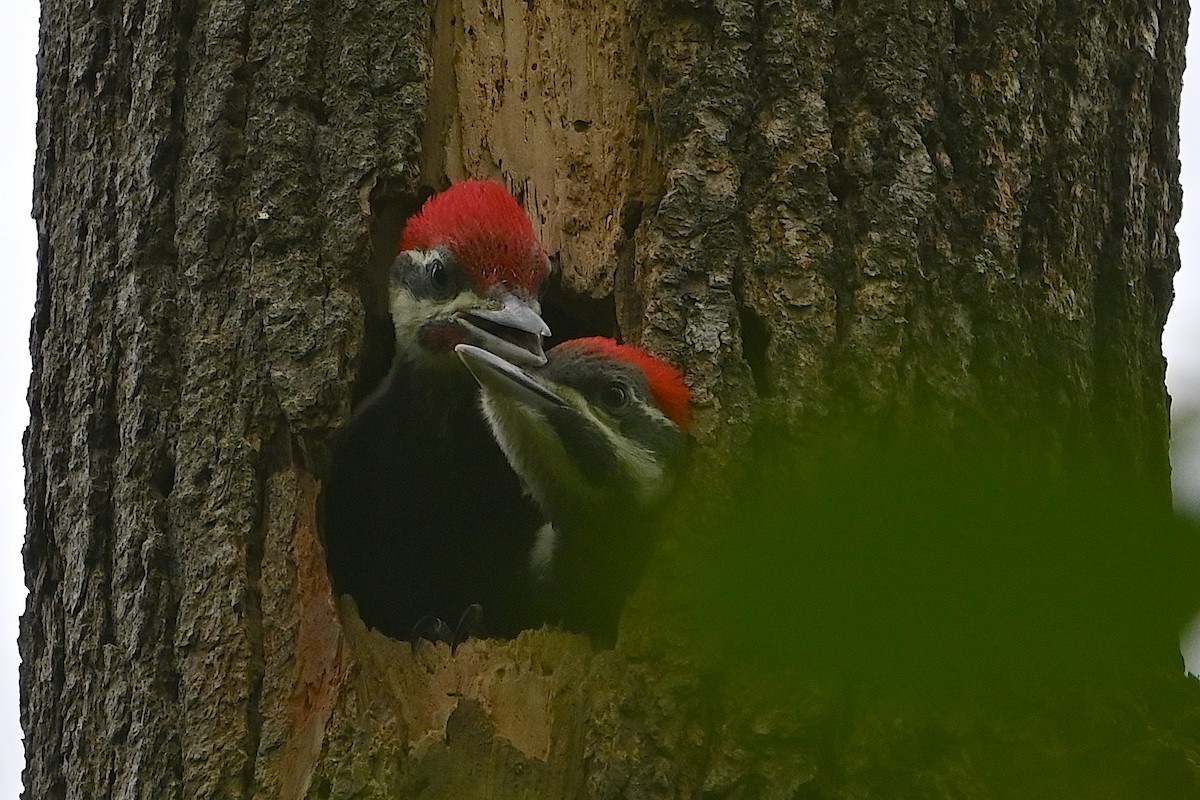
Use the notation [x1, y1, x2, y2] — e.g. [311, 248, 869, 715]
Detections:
[561, 389, 670, 507]
[592, 411, 667, 505]
[528, 522, 557, 580]
[478, 381, 675, 515]
[478, 393, 601, 511]
[406, 249, 433, 267]
[387, 291, 425, 358]
[389, 263, 494, 364]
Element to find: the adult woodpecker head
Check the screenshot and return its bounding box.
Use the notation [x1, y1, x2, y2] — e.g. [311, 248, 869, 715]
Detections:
[455, 337, 692, 521]
[391, 180, 551, 368]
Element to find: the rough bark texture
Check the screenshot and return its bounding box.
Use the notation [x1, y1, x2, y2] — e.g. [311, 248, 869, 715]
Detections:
[23, 1, 1199, 799]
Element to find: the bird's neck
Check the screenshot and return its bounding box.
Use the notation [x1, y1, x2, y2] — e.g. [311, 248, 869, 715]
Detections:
[540, 489, 654, 555]
[380, 355, 478, 409]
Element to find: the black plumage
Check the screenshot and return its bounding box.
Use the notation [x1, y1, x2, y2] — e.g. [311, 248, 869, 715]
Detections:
[456, 339, 693, 644]
[319, 179, 552, 644]
[321, 361, 543, 640]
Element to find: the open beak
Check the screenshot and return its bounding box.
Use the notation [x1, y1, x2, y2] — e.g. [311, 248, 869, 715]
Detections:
[455, 344, 570, 410]
[455, 294, 550, 367]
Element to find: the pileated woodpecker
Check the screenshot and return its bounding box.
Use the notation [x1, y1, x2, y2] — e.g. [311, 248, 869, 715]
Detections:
[322, 180, 550, 644]
[456, 337, 693, 642]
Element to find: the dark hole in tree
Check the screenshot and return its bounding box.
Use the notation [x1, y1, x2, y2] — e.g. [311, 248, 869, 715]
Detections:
[349, 185, 434, 407]
[738, 304, 773, 397]
[320, 181, 623, 646]
[539, 268, 620, 348]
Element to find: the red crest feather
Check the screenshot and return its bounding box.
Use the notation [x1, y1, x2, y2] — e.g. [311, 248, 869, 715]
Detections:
[563, 338, 693, 432]
[399, 180, 549, 293]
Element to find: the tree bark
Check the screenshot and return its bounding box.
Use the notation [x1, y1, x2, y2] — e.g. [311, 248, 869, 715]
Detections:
[23, 0, 1198, 798]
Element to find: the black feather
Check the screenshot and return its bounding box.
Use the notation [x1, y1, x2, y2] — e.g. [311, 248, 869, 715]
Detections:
[321, 362, 542, 640]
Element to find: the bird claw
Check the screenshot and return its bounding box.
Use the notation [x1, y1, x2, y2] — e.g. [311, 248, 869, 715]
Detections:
[410, 615, 455, 654]
[410, 604, 485, 655]
[451, 604, 484, 654]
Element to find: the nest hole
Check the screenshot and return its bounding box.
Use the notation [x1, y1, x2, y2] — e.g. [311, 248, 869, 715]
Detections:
[540, 269, 620, 347]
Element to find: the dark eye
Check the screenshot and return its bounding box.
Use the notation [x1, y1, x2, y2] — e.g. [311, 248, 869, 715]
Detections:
[428, 259, 450, 292]
[600, 383, 629, 410]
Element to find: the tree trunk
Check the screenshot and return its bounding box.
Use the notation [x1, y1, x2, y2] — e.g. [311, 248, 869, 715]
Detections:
[23, 0, 1199, 798]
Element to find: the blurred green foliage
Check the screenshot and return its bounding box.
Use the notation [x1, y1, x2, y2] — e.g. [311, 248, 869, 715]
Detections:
[680, 420, 1200, 691]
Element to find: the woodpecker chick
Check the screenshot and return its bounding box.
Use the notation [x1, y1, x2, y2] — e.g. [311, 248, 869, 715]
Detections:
[456, 337, 692, 642]
[390, 179, 551, 369]
[322, 180, 550, 645]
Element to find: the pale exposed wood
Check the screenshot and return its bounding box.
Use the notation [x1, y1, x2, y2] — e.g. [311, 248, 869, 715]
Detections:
[421, 0, 646, 300]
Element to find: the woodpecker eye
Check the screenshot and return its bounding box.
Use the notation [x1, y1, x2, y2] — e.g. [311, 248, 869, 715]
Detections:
[428, 259, 450, 292]
[599, 383, 629, 410]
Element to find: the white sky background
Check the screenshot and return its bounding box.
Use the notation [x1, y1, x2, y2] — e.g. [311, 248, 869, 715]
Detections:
[1, 2, 39, 796]
[0, 2, 1197, 795]
[1171, 17, 1200, 677]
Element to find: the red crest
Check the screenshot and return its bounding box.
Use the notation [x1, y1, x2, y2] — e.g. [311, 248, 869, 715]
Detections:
[562, 338, 693, 432]
[400, 180, 549, 294]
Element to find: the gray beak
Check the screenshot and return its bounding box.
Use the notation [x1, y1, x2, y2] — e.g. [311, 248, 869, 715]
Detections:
[456, 294, 551, 367]
[455, 344, 569, 410]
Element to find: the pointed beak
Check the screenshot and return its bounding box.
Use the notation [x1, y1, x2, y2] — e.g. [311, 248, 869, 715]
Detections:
[456, 294, 550, 367]
[455, 344, 569, 410]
